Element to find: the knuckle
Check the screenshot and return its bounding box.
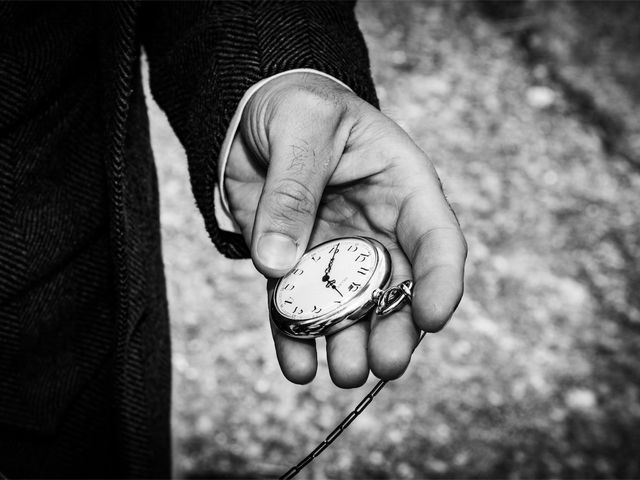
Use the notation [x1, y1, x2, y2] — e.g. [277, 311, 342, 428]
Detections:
[418, 292, 459, 333]
[288, 85, 348, 120]
[269, 178, 318, 221]
[460, 233, 469, 260]
[411, 226, 463, 264]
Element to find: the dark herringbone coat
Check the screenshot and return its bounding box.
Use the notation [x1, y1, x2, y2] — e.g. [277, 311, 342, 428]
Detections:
[0, 1, 377, 477]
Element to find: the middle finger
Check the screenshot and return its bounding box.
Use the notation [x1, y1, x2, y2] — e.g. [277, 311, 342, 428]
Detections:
[325, 316, 371, 388]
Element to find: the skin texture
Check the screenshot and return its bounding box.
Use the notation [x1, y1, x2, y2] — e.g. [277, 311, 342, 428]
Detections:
[225, 72, 467, 389]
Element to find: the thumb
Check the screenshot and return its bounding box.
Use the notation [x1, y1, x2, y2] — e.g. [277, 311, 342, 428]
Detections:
[243, 77, 355, 278]
[250, 80, 363, 278]
[251, 130, 335, 278]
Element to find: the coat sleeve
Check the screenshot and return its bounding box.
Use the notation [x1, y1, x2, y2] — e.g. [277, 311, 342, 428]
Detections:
[139, 1, 378, 259]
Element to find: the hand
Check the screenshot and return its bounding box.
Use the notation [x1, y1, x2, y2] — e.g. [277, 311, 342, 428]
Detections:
[225, 73, 467, 388]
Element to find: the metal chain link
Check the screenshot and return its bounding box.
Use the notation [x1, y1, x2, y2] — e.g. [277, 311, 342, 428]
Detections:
[279, 332, 426, 479]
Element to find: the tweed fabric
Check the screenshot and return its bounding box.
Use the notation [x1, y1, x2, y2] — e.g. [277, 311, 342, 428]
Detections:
[0, 1, 377, 477]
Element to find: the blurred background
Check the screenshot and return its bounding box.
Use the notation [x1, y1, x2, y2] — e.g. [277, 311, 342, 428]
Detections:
[145, 1, 640, 478]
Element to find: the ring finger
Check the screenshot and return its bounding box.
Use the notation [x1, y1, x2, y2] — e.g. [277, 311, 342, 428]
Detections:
[368, 243, 420, 380]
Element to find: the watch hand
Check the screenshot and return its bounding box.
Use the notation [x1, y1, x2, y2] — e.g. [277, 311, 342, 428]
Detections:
[324, 279, 344, 297]
[322, 243, 340, 282]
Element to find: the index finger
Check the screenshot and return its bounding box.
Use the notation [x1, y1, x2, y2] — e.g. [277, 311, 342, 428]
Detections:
[396, 154, 467, 332]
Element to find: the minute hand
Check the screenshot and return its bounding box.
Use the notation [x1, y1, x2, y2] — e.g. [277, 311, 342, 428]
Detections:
[321, 243, 340, 282]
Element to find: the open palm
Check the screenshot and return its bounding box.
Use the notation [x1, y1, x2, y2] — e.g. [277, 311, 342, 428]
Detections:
[224, 73, 466, 388]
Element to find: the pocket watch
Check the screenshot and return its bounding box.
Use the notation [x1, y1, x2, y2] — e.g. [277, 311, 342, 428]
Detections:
[271, 236, 414, 338]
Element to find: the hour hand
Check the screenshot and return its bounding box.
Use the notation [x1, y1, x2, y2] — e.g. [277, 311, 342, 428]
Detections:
[325, 279, 343, 297]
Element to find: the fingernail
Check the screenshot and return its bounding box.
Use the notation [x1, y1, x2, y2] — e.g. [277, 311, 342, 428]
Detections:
[257, 233, 298, 270]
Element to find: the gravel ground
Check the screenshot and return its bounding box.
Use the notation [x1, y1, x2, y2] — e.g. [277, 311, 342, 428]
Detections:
[146, 2, 640, 478]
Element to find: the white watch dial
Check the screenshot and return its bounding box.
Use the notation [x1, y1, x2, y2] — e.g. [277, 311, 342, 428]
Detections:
[274, 238, 378, 321]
